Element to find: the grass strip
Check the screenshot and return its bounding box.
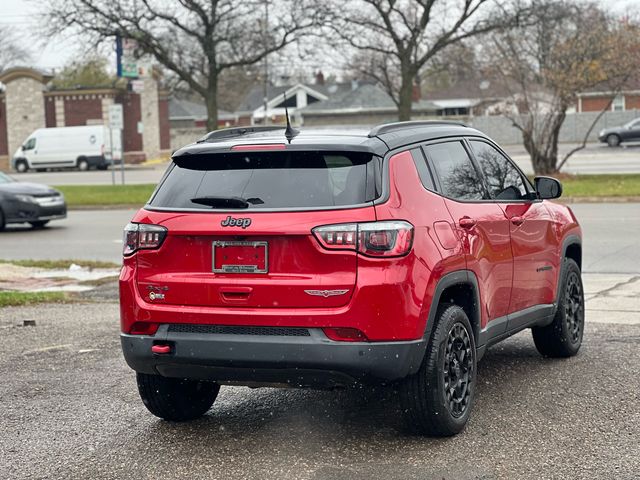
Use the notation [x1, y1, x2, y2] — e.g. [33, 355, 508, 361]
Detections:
[53, 184, 156, 207]
[0, 291, 72, 308]
[559, 174, 640, 197]
[51, 174, 640, 208]
[0, 259, 120, 269]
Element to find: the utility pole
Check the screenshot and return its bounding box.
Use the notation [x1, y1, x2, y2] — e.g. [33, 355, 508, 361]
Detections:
[262, 0, 269, 125]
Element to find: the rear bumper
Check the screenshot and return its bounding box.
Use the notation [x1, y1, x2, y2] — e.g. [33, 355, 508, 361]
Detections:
[121, 325, 426, 387]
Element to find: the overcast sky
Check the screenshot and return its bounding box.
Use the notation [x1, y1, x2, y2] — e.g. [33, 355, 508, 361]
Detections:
[1, 0, 638, 71]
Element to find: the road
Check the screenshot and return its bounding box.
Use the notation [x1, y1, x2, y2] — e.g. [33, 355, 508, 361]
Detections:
[6, 143, 640, 185]
[1, 203, 639, 273]
[1, 301, 638, 479]
[505, 142, 640, 175]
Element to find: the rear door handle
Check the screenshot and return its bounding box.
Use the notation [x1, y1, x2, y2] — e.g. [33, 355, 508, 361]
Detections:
[459, 217, 477, 229]
[511, 216, 524, 226]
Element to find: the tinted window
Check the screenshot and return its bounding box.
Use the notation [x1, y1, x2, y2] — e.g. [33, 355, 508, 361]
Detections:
[150, 151, 379, 210]
[425, 141, 485, 200]
[469, 140, 528, 200]
[411, 148, 435, 190]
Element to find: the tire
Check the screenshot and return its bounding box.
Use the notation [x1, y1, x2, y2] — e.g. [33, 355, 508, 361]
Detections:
[532, 258, 584, 358]
[136, 372, 220, 422]
[399, 304, 477, 436]
[29, 220, 49, 228]
[0, 208, 5, 231]
[96, 164, 108, 171]
[77, 157, 89, 171]
[15, 159, 29, 173]
[606, 134, 621, 147]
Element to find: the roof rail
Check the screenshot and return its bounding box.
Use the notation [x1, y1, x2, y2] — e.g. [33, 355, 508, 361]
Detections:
[368, 120, 468, 137]
[197, 125, 285, 143]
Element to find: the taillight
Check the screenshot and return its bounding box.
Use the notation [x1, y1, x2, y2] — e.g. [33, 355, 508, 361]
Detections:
[123, 223, 167, 256]
[312, 221, 414, 258]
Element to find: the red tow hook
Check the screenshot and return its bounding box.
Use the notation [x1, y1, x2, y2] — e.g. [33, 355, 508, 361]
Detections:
[151, 344, 172, 355]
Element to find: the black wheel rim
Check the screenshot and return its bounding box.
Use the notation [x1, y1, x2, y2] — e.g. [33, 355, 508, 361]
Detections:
[564, 272, 584, 344]
[443, 323, 473, 418]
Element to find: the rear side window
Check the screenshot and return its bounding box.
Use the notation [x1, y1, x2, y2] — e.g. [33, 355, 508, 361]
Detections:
[410, 148, 435, 190]
[149, 151, 380, 210]
[424, 141, 486, 200]
[469, 140, 528, 200]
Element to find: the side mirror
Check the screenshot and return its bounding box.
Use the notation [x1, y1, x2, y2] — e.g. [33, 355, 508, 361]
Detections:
[535, 176, 562, 199]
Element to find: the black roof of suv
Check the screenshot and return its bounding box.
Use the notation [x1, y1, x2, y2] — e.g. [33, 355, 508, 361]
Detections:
[173, 121, 487, 158]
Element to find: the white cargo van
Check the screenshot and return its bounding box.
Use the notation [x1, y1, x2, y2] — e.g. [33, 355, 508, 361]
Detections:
[11, 126, 122, 172]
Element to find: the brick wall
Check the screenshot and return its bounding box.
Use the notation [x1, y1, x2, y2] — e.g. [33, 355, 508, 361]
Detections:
[625, 95, 640, 110]
[581, 96, 614, 112]
[119, 92, 144, 160]
[63, 96, 103, 126]
[44, 97, 56, 127]
[0, 94, 7, 171]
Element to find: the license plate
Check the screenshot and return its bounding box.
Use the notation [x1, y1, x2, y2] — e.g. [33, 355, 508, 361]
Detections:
[212, 241, 268, 274]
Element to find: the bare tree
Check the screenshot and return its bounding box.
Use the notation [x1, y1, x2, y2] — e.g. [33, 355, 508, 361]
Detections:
[0, 25, 32, 72]
[333, 0, 520, 121]
[44, 0, 325, 131]
[486, 1, 640, 174]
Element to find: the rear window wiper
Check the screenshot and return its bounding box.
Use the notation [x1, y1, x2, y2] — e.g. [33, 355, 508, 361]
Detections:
[190, 196, 264, 208]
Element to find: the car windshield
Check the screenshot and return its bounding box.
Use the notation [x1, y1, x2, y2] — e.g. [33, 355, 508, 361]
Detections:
[0, 172, 15, 184]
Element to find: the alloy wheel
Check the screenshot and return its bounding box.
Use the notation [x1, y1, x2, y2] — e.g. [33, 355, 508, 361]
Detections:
[564, 271, 584, 344]
[443, 322, 473, 418]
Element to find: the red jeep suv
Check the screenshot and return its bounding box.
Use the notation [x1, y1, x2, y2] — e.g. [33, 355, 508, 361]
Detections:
[120, 121, 583, 436]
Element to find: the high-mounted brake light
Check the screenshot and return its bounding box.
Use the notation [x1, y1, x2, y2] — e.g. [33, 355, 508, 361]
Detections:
[231, 144, 287, 151]
[312, 221, 414, 258]
[123, 223, 168, 256]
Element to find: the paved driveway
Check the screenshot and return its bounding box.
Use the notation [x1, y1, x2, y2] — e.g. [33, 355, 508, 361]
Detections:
[1, 301, 638, 480]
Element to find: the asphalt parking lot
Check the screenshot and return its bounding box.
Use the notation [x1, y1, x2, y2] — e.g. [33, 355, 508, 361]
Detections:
[1, 301, 638, 480]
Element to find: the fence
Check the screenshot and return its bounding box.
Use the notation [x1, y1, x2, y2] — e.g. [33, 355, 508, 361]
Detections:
[469, 110, 640, 145]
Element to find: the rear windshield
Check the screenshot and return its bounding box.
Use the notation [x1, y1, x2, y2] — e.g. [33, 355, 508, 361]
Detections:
[149, 151, 380, 210]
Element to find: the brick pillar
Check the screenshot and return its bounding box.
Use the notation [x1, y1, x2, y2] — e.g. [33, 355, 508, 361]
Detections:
[55, 97, 65, 126]
[140, 75, 161, 160]
[0, 95, 8, 171]
[5, 76, 46, 157]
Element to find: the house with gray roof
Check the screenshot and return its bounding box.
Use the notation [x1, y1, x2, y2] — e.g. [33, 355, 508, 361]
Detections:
[169, 98, 238, 128]
[300, 82, 438, 126]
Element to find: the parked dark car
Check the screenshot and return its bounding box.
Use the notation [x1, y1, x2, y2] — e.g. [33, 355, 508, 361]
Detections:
[0, 172, 67, 230]
[598, 118, 640, 146]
